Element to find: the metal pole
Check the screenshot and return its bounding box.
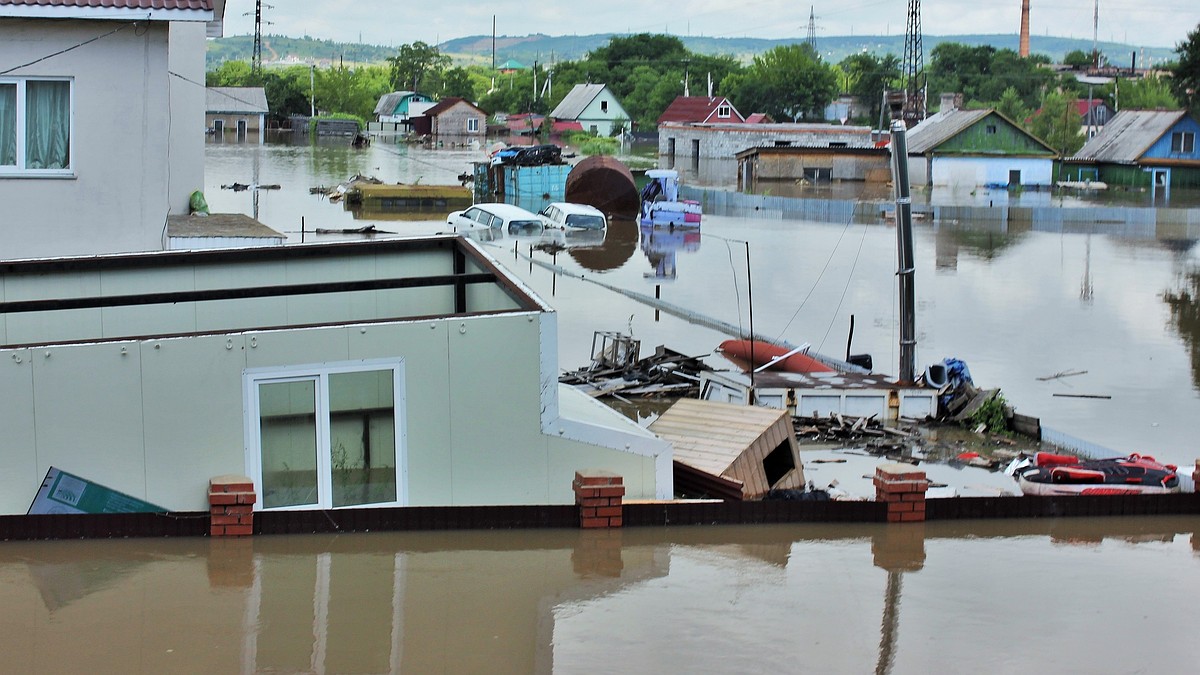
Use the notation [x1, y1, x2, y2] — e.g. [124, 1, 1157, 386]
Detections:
[746, 242, 755, 402]
[890, 120, 916, 383]
[310, 65, 315, 117]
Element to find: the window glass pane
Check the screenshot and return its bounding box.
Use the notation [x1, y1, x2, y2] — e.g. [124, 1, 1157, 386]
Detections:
[259, 380, 319, 508]
[0, 84, 14, 166]
[329, 370, 397, 507]
[25, 80, 70, 170]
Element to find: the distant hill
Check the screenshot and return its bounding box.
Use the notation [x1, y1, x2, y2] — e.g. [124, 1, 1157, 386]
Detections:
[207, 32, 1177, 71]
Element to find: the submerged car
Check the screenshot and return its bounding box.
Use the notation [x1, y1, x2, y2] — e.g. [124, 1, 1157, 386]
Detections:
[538, 202, 607, 231]
[446, 203, 545, 234]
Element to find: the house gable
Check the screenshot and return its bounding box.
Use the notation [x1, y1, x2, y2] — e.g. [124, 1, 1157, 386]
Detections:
[1141, 115, 1200, 164]
[935, 112, 1056, 156]
[657, 96, 745, 125]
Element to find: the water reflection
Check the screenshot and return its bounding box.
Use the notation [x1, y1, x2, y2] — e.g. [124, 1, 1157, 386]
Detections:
[640, 223, 702, 280]
[3, 520, 1198, 673]
[1164, 266, 1200, 391]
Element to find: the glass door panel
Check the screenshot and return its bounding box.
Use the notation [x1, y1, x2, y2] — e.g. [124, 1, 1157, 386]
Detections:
[258, 379, 319, 508]
[328, 370, 397, 507]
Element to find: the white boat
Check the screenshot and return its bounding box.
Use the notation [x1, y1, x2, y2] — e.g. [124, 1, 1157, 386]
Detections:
[640, 169, 701, 228]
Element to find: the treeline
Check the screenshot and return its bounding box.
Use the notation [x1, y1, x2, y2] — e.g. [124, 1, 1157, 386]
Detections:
[208, 27, 1199, 153]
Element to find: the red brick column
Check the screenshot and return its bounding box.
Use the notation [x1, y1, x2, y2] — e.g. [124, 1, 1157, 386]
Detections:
[574, 470, 624, 528]
[209, 475, 257, 537]
[875, 463, 927, 523]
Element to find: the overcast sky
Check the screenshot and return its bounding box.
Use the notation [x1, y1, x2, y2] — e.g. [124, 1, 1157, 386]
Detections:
[222, 1, 1195, 51]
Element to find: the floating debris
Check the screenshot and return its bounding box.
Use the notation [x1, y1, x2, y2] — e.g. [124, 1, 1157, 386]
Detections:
[560, 332, 712, 399]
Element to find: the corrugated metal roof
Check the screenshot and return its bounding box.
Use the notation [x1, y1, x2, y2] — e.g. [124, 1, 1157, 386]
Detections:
[904, 108, 992, 154]
[550, 83, 607, 120]
[205, 86, 267, 114]
[1071, 110, 1186, 163]
[657, 96, 744, 125]
[373, 91, 416, 116]
[0, 0, 211, 10]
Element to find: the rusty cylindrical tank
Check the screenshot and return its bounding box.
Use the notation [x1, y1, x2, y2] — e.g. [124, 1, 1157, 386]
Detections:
[564, 156, 640, 219]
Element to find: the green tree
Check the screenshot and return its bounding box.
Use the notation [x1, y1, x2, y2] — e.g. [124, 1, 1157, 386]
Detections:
[1114, 73, 1179, 110]
[927, 43, 1054, 110]
[315, 63, 389, 121]
[1063, 49, 1092, 69]
[1170, 24, 1200, 111]
[1031, 90, 1084, 156]
[838, 52, 901, 123]
[721, 44, 836, 121]
[995, 86, 1031, 127]
[387, 41, 450, 92]
[436, 67, 476, 100]
[206, 59, 253, 86]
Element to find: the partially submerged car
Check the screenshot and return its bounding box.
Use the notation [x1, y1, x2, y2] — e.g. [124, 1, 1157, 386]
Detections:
[446, 203, 545, 234]
[538, 202, 607, 231]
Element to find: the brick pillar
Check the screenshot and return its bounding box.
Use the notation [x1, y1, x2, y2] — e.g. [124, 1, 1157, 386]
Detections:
[1193, 460, 1199, 494]
[875, 463, 927, 523]
[573, 470, 624, 528]
[209, 474, 257, 537]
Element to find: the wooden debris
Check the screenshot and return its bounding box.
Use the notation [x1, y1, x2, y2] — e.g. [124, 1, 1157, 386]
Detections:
[560, 337, 712, 400]
[1051, 393, 1112, 399]
[1036, 369, 1088, 381]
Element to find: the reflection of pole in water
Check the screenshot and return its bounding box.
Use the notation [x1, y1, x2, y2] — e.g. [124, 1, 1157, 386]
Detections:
[876, 571, 902, 675]
[1080, 234, 1094, 303]
[252, 144, 261, 222]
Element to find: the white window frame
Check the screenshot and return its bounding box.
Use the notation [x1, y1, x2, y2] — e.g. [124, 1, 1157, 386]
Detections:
[467, 117, 479, 133]
[717, 105, 731, 119]
[0, 76, 75, 177]
[1171, 131, 1195, 154]
[243, 358, 408, 511]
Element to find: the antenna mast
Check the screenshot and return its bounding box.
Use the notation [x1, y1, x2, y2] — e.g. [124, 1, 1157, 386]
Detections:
[901, 0, 925, 124]
[807, 7, 817, 51]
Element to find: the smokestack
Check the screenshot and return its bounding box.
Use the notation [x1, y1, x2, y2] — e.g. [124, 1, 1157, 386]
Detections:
[1019, 0, 1030, 58]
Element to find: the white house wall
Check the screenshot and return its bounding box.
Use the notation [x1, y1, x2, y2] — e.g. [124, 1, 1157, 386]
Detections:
[0, 19, 203, 259]
[0, 310, 662, 514]
[930, 156, 1053, 188]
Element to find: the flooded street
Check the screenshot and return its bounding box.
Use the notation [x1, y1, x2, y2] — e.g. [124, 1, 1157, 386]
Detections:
[5, 136, 1190, 673]
[1, 521, 1198, 673]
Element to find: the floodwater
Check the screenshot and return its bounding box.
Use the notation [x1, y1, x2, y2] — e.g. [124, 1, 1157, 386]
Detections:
[1, 520, 1198, 673]
[8, 134, 1190, 672]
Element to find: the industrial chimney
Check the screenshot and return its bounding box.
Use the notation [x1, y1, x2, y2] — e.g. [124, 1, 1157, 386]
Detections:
[1019, 0, 1031, 58]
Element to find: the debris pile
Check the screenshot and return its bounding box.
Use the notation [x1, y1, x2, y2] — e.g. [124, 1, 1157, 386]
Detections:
[793, 413, 919, 455]
[560, 332, 712, 399]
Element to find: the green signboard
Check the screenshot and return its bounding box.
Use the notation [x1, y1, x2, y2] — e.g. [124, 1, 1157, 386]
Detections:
[28, 467, 166, 515]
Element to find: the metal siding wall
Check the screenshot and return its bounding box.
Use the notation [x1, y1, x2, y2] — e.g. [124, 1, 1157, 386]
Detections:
[349, 322, 453, 506]
[141, 335, 248, 510]
[243, 327, 351, 370]
[31, 341, 148, 504]
[0, 350, 37, 515]
[446, 314, 547, 504]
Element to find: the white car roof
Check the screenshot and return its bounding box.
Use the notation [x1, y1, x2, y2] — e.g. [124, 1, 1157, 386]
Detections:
[544, 202, 605, 216]
[468, 203, 541, 219]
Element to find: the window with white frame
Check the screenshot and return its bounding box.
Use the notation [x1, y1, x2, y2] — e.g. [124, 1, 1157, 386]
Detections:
[0, 77, 73, 175]
[245, 360, 406, 510]
[717, 105, 731, 118]
[1171, 131, 1195, 154]
[467, 117, 479, 132]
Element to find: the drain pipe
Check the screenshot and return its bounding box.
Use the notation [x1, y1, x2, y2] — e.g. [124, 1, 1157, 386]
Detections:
[889, 119, 916, 384]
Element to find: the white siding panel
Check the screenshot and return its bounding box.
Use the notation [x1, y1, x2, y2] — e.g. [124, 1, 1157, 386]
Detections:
[0, 350, 37, 514]
[31, 341, 148, 502]
[243, 327, 350, 369]
[141, 335, 248, 510]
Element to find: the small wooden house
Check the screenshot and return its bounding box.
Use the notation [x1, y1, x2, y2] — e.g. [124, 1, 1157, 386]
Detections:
[413, 97, 487, 137]
[904, 108, 1057, 188]
[649, 398, 805, 500]
[1068, 110, 1200, 191]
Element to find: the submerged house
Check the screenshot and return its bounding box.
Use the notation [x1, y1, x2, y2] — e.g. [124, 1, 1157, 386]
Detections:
[1067, 110, 1200, 190]
[657, 96, 745, 127]
[0, 238, 671, 515]
[0, 0, 222, 260]
[205, 86, 269, 137]
[904, 108, 1057, 188]
[550, 84, 630, 137]
[374, 90, 435, 125]
[411, 97, 487, 137]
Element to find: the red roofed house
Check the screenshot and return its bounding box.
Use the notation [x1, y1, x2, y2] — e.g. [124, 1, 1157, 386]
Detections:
[657, 96, 745, 127]
[0, 0, 225, 259]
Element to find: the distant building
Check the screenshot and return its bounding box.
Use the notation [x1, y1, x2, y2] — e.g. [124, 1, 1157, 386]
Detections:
[657, 96, 745, 126]
[549, 84, 631, 137]
[497, 59, 526, 75]
[824, 95, 866, 123]
[411, 97, 487, 137]
[374, 91, 435, 125]
[206, 86, 269, 138]
[659, 122, 879, 161]
[904, 108, 1057, 188]
[1076, 98, 1116, 138]
[1068, 110, 1200, 190]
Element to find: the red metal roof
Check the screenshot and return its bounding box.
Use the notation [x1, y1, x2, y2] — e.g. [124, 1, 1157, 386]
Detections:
[0, 1, 211, 9]
[657, 96, 745, 125]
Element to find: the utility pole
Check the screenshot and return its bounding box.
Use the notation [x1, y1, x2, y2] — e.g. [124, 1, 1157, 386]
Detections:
[245, 1, 273, 78]
[806, 7, 817, 52]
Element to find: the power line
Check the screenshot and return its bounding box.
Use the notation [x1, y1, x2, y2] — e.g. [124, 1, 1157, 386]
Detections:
[1, 20, 144, 76]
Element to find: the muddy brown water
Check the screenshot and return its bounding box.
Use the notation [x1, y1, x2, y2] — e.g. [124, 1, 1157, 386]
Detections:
[26, 138, 1186, 672]
[1, 521, 1197, 673]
